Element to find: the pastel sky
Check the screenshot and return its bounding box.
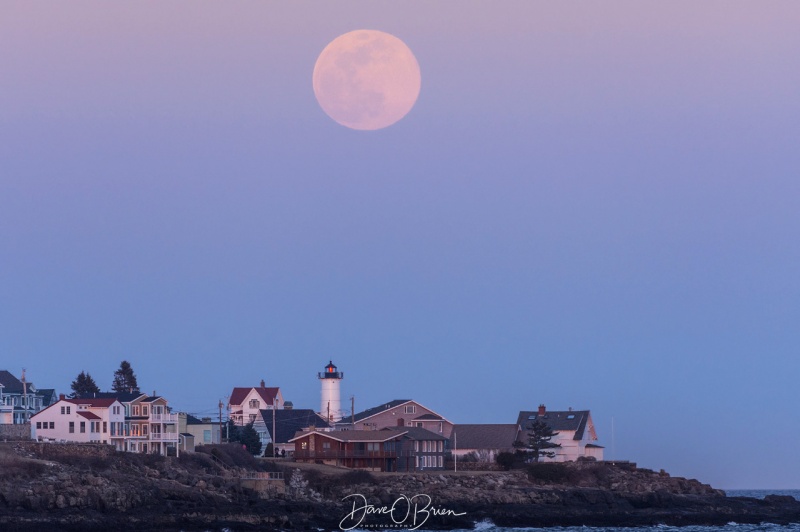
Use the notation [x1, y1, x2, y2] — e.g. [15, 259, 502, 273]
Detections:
[2, 2, 799, 489]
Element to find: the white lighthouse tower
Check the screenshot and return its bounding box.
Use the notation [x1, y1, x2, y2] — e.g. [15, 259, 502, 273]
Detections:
[318, 361, 343, 422]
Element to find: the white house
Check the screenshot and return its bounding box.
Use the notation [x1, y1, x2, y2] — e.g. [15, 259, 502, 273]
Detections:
[31, 396, 125, 446]
[228, 381, 284, 426]
[35, 392, 181, 456]
[516, 405, 604, 462]
[228, 381, 284, 449]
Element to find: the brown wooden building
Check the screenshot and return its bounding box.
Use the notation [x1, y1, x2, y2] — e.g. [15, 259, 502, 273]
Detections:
[290, 427, 447, 472]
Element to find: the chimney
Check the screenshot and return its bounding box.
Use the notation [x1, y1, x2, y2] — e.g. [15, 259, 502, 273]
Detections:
[59, 394, 65, 401]
[538, 404, 546, 416]
[260, 379, 265, 388]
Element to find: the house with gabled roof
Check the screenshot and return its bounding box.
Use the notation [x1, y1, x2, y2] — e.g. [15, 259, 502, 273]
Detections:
[336, 399, 454, 438]
[228, 380, 284, 426]
[0, 370, 55, 424]
[228, 380, 285, 451]
[30, 395, 125, 447]
[76, 391, 180, 456]
[450, 424, 521, 462]
[516, 405, 604, 462]
[290, 426, 447, 472]
[258, 408, 330, 456]
[178, 413, 222, 450]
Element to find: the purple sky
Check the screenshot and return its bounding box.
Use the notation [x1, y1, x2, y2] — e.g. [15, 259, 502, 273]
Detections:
[2, 1, 799, 488]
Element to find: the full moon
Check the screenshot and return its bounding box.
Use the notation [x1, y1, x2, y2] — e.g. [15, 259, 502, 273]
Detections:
[313, 30, 421, 131]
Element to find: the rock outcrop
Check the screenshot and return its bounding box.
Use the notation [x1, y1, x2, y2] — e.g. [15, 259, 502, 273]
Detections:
[1, 442, 799, 531]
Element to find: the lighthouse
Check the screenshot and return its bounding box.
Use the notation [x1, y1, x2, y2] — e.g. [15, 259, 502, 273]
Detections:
[318, 361, 343, 422]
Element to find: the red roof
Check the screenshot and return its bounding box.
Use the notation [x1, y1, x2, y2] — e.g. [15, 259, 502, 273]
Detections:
[229, 387, 279, 407]
[65, 398, 118, 408]
[77, 411, 101, 420]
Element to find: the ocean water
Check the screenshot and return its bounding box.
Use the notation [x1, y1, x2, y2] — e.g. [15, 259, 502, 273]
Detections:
[409, 490, 800, 532]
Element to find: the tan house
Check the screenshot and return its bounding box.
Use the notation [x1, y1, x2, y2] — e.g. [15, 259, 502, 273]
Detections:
[178, 413, 221, 449]
[337, 399, 454, 438]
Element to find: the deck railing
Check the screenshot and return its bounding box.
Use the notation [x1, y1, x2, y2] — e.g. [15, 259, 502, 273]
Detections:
[150, 433, 179, 441]
[150, 413, 178, 423]
[294, 450, 397, 460]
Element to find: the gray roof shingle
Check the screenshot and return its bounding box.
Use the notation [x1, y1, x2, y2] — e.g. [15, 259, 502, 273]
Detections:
[516, 410, 591, 441]
[350, 400, 412, 423]
[449, 424, 520, 450]
[260, 409, 331, 444]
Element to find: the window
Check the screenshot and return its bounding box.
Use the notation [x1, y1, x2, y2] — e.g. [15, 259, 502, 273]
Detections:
[249, 399, 260, 409]
[66, 406, 70, 414]
[438, 441, 443, 452]
[438, 422, 443, 433]
[322, 442, 331, 449]
[438, 456, 443, 468]
[300, 441, 308, 450]
[80, 422, 86, 433]
[36, 422, 41, 429]
[49, 422, 54, 429]
[414, 441, 419, 452]
[203, 430, 211, 443]
[566, 414, 575, 420]
[60, 406, 65, 415]
[69, 422, 74, 433]
[103, 422, 107, 433]
[132, 406, 140, 416]
[249, 414, 256, 423]
[404, 405, 416, 414]
[142, 406, 148, 416]
[416, 422, 423, 427]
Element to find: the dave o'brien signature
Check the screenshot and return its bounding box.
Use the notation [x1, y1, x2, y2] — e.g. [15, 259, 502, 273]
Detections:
[339, 493, 467, 530]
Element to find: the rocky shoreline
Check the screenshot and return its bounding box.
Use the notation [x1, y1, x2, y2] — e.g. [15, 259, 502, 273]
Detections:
[1, 442, 799, 530]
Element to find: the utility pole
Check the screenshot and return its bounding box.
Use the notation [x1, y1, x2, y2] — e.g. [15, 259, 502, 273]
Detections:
[351, 396, 355, 425]
[21, 368, 27, 423]
[218, 400, 223, 444]
[454, 431, 457, 472]
[272, 400, 277, 457]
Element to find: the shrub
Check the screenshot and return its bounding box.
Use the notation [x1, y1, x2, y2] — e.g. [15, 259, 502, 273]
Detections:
[527, 462, 572, 484]
[460, 452, 478, 463]
[495, 452, 517, 471]
[339, 469, 374, 486]
[0, 455, 48, 478]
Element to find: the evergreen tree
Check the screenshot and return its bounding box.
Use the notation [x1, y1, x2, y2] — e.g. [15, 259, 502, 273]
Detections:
[111, 360, 140, 394]
[69, 371, 100, 398]
[225, 419, 239, 443]
[518, 419, 561, 463]
[239, 422, 263, 456]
